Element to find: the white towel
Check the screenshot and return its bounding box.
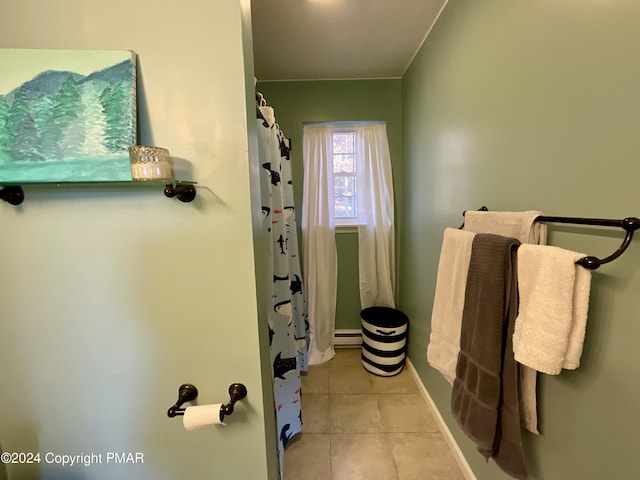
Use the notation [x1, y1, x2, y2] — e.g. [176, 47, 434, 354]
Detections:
[513, 245, 592, 375]
[463, 210, 547, 244]
[427, 228, 476, 383]
[463, 209, 545, 434]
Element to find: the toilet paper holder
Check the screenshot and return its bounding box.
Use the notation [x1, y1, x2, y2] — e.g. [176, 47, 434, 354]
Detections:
[167, 383, 248, 421]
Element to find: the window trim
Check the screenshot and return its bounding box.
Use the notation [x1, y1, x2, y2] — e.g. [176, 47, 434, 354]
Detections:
[336, 223, 359, 234]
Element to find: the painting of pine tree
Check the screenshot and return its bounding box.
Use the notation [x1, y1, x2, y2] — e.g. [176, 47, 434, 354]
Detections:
[0, 49, 136, 182]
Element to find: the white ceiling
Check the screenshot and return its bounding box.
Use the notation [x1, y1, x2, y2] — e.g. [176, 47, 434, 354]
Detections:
[251, 0, 448, 81]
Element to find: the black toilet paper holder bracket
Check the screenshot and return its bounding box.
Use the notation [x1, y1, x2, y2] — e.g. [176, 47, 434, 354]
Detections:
[167, 383, 248, 421]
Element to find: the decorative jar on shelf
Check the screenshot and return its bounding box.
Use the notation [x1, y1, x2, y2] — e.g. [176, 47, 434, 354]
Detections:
[128, 145, 174, 181]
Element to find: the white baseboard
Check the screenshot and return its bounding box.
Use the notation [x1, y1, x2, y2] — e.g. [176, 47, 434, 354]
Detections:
[334, 329, 363, 347]
[406, 359, 477, 480]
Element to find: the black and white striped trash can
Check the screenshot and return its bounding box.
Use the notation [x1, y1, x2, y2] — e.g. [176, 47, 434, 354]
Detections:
[361, 306, 409, 376]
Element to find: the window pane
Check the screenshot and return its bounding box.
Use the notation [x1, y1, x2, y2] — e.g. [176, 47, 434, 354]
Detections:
[334, 175, 356, 196]
[333, 154, 354, 173]
[334, 196, 356, 218]
[333, 133, 354, 154]
[332, 131, 358, 221]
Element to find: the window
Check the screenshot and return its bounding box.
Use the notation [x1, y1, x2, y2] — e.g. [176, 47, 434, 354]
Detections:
[303, 122, 393, 235]
[331, 129, 358, 227]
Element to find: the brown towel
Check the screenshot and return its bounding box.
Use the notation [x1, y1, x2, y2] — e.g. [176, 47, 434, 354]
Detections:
[451, 234, 527, 480]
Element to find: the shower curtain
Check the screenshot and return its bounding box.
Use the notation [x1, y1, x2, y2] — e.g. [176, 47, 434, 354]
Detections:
[256, 93, 309, 475]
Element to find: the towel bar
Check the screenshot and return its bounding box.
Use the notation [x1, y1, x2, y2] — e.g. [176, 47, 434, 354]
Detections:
[463, 207, 640, 270]
[536, 215, 640, 269]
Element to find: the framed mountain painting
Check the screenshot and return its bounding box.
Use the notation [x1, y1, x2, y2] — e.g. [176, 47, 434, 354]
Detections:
[0, 49, 136, 183]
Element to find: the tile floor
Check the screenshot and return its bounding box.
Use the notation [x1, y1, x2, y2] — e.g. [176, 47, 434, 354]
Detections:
[284, 348, 466, 480]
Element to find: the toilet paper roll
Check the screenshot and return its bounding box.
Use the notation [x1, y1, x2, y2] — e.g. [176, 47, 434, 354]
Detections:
[183, 404, 225, 431]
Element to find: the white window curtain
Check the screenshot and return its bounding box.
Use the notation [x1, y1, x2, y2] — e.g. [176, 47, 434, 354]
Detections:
[356, 124, 396, 309]
[302, 123, 396, 365]
[302, 125, 337, 365]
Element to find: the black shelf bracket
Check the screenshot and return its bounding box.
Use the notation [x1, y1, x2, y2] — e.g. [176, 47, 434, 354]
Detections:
[0, 186, 25, 205]
[164, 183, 197, 202]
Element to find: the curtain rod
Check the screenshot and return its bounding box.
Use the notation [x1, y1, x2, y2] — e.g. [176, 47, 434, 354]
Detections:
[464, 207, 640, 270]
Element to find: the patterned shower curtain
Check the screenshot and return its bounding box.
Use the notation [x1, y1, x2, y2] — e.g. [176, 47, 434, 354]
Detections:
[256, 93, 309, 475]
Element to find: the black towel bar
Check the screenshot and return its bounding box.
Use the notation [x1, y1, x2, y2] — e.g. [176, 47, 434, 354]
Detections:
[463, 207, 640, 270]
[535, 215, 640, 270]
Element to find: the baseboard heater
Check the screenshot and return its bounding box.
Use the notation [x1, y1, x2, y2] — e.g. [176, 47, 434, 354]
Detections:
[334, 329, 363, 347]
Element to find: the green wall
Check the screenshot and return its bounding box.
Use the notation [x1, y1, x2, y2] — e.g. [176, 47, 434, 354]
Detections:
[0, 1, 276, 479]
[400, 1, 640, 479]
[256, 80, 402, 330]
